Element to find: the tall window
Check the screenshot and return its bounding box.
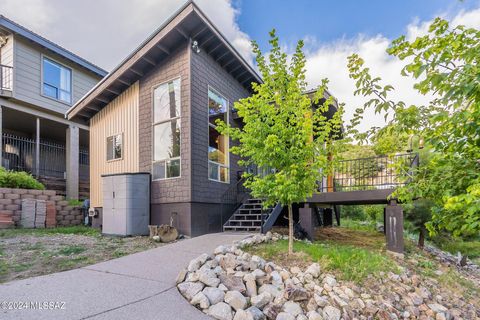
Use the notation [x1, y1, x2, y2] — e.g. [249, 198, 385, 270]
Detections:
[208, 88, 229, 183]
[42, 57, 72, 104]
[152, 78, 181, 179]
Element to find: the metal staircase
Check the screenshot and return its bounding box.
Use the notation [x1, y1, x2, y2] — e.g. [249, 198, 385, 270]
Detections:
[223, 199, 283, 232]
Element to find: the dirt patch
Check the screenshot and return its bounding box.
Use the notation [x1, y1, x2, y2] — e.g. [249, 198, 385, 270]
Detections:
[0, 229, 166, 283]
[271, 226, 385, 249]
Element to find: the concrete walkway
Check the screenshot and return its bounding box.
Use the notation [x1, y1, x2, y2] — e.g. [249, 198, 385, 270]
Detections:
[0, 232, 251, 320]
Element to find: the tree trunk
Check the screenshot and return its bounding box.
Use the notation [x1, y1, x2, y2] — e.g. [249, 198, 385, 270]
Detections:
[418, 227, 426, 248]
[288, 204, 294, 255]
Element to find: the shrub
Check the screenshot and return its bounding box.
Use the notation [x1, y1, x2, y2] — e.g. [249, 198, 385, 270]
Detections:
[0, 168, 45, 190]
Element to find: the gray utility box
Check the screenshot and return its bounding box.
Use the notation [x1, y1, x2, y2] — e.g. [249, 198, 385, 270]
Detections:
[102, 173, 150, 236]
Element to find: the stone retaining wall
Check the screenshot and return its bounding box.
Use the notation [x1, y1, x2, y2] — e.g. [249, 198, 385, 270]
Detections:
[0, 188, 83, 227]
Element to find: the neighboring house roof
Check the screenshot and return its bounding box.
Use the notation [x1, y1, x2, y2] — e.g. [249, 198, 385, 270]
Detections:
[66, 0, 262, 122]
[0, 15, 107, 77]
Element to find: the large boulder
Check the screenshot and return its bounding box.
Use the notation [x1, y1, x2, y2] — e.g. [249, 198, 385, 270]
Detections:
[188, 253, 210, 272]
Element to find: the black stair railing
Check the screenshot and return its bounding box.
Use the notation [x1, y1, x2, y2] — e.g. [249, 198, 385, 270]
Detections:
[220, 176, 249, 227]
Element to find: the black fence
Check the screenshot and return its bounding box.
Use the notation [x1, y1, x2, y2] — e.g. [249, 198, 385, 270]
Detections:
[2, 133, 89, 180]
[319, 153, 419, 192]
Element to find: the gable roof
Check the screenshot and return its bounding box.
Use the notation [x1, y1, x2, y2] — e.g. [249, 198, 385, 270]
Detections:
[66, 1, 261, 121]
[0, 15, 107, 77]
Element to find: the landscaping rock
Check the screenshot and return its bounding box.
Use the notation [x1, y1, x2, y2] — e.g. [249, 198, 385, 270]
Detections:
[306, 310, 322, 320]
[225, 291, 248, 311]
[322, 306, 341, 320]
[175, 268, 187, 284]
[199, 268, 221, 287]
[208, 302, 233, 320]
[246, 306, 266, 320]
[233, 309, 254, 320]
[203, 287, 226, 305]
[220, 274, 247, 293]
[178, 281, 205, 300]
[305, 263, 321, 278]
[276, 312, 296, 320]
[251, 292, 273, 309]
[188, 253, 209, 272]
[191, 291, 210, 309]
[263, 302, 282, 320]
[282, 301, 303, 316]
[284, 285, 309, 302]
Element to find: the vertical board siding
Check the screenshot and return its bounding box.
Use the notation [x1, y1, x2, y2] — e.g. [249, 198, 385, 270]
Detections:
[89, 82, 140, 207]
[13, 37, 101, 114]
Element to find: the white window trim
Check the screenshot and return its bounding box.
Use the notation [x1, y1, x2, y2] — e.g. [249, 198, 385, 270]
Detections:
[151, 77, 182, 181]
[40, 54, 73, 105]
[207, 85, 230, 184]
[106, 133, 123, 162]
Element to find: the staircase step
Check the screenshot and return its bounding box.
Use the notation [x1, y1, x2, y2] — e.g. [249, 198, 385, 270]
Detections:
[223, 225, 261, 232]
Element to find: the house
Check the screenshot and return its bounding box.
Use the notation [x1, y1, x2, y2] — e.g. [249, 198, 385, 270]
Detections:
[0, 15, 107, 199]
[67, 1, 261, 236]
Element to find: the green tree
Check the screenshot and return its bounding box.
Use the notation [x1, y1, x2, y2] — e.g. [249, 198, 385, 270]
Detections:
[217, 30, 343, 254]
[347, 17, 480, 237]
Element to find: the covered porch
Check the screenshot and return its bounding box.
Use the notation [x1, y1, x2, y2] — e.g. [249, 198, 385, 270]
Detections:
[0, 105, 89, 199]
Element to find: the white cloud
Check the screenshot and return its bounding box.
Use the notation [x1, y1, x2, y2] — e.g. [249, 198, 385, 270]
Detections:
[303, 7, 480, 134]
[0, 0, 252, 70]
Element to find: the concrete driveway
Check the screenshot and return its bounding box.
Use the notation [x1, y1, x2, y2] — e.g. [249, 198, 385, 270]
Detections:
[0, 232, 251, 320]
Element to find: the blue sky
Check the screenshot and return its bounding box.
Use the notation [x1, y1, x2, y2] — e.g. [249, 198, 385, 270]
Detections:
[235, 0, 477, 51]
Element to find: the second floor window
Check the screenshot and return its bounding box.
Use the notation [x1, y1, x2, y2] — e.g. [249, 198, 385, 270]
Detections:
[43, 57, 72, 104]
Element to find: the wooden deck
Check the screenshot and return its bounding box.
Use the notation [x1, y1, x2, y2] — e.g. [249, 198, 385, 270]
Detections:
[307, 189, 395, 205]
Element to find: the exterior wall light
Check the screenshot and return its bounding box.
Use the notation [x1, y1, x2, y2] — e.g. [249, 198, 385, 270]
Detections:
[192, 40, 200, 54]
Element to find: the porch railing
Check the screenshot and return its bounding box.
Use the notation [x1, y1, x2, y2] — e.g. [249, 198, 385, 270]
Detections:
[1, 133, 89, 180]
[318, 153, 419, 192]
[0, 64, 13, 91]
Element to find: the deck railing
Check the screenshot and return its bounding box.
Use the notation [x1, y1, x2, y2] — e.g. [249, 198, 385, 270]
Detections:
[319, 153, 419, 192]
[0, 64, 13, 92]
[1, 133, 89, 180]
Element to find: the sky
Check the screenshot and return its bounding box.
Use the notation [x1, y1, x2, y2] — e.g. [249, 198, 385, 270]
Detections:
[1, 0, 480, 132]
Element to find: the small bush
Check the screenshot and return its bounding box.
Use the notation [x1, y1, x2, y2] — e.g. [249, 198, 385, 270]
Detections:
[0, 168, 45, 190]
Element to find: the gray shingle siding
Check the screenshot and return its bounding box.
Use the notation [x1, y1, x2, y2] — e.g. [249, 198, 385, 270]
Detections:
[138, 42, 191, 204]
[190, 48, 249, 204]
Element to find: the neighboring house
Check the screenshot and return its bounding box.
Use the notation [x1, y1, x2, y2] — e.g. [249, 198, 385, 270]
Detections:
[67, 1, 261, 236]
[0, 15, 107, 199]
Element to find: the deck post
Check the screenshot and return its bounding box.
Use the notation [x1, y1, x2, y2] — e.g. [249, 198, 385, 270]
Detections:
[385, 200, 404, 254]
[299, 203, 315, 240]
[323, 208, 333, 227]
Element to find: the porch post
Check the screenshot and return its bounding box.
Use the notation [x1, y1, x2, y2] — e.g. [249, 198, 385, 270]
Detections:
[66, 125, 79, 199]
[35, 117, 40, 177]
[385, 200, 404, 254]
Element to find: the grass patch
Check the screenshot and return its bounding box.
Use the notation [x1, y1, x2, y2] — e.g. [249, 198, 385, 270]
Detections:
[12, 262, 33, 272]
[437, 269, 480, 300]
[57, 245, 87, 256]
[245, 239, 398, 283]
[340, 219, 377, 232]
[0, 226, 99, 238]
